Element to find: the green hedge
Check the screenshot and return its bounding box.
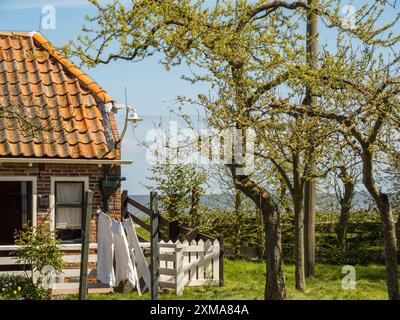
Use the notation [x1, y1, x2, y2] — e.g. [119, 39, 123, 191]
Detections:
[159, 206, 396, 265]
[192, 209, 393, 265]
[281, 212, 391, 265]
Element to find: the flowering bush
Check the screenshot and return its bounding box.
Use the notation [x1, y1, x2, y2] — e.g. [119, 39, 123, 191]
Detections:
[14, 221, 65, 285]
[1, 221, 66, 300]
[0, 275, 50, 300]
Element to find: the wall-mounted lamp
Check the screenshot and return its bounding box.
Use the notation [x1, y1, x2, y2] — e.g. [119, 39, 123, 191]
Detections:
[117, 105, 144, 146]
[115, 87, 144, 148]
[127, 106, 143, 126]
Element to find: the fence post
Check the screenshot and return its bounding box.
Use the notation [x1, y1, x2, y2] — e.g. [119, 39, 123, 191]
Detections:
[79, 190, 93, 300]
[212, 239, 219, 283]
[150, 191, 159, 300]
[121, 190, 128, 219]
[175, 242, 184, 295]
[218, 236, 224, 286]
[197, 239, 205, 282]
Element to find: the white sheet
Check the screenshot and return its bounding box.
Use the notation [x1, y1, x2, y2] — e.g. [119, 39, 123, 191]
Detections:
[96, 211, 115, 287]
[123, 218, 151, 292]
[111, 219, 137, 288]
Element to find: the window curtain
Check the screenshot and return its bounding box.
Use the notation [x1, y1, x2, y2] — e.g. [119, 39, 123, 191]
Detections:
[56, 182, 83, 229]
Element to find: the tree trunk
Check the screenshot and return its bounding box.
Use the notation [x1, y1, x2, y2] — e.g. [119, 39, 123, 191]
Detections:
[261, 193, 287, 300]
[294, 198, 306, 292]
[336, 203, 351, 251]
[304, 0, 318, 278]
[335, 167, 355, 250]
[230, 169, 286, 300]
[234, 188, 242, 216]
[256, 206, 266, 260]
[292, 151, 306, 291]
[189, 189, 200, 227]
[373, 192, 399, 300]
[397, 215, 400, 243]
[304, 179, 315, 277]
[362, 150, 399, 300]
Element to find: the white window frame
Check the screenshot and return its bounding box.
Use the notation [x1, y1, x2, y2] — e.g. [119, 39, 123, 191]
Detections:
[0, 176, 37, 228]
[50, 176, 89, 232]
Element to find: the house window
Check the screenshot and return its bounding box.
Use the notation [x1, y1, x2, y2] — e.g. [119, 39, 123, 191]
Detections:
[55, 182, 84, 242]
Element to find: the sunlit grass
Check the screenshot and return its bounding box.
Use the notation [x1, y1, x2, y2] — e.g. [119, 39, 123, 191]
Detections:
[83, 259, 391, 300]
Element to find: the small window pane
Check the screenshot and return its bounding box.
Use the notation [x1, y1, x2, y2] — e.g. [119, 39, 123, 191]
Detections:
[55, 207, 82, 229]
[56, 182, 83, 205]
[55, 182, 83, 233]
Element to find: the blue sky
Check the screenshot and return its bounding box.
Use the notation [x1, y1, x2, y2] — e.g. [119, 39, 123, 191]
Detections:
[0, 0, 398, 194]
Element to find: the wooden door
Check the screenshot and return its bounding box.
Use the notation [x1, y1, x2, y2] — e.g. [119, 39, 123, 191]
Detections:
[0, 182, 23, 245]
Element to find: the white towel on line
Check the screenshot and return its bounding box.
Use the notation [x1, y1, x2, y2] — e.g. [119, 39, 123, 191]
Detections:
[123, 217, 151, 292]
[96, 211, 116, 287]
[111, 219, 137, 288]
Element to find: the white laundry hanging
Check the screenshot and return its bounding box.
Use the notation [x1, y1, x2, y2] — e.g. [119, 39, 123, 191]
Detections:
[111, 219, 137, 288]
[123, 217, 151, 292]
[96, 211, 116, 287]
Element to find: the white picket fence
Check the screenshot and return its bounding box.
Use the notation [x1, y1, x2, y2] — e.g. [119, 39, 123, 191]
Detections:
[150, 239, 221, 295]
[0, 239, 221, 296]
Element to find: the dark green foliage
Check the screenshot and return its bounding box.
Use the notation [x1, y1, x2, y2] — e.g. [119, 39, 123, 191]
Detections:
[282, 211, 389, 265]
[0, 275, 50, 300]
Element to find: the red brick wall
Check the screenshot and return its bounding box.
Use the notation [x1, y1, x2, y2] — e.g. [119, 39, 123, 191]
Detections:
[0, 163, 122, 242]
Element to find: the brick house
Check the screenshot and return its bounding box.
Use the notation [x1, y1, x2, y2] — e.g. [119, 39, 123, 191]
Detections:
[0, 31, 132, 245]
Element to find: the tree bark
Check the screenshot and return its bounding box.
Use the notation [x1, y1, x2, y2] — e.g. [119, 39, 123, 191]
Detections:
[362, 149, 399, 300]
[335, 200, 352, 251]
[262, 197, 286, 300]
[189, 188, 201, 227]
[294, 196, 306, 291]
[304, 0, 318, 278]
[230, 168, 286, 300]
[292, 151, 306, 291]
[234, 188, 242, 216]
[256, 206, 266, 260]
[335, 167, 355, 250]
[397, 215, 400, 243]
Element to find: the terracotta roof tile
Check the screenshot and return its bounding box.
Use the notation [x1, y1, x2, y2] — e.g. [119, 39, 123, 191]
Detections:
[0, 31, 120, 159]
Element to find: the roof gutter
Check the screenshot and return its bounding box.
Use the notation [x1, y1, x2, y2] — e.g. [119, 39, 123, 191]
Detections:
[0, 158, 133, 166]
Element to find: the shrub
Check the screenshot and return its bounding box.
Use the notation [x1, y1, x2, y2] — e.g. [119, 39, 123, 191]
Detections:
[13, 221, 65, 287]
[0, 275, 50, 300]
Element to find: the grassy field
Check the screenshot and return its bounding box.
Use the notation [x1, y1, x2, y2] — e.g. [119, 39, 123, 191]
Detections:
[84, 259, 391, 300]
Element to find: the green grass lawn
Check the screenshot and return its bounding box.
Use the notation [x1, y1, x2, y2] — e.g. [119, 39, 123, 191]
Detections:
[84, 259, 391, 300]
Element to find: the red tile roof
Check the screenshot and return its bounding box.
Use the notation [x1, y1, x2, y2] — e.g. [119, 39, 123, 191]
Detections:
[0, 31, 120, 160]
